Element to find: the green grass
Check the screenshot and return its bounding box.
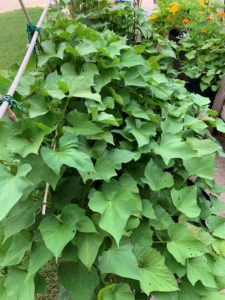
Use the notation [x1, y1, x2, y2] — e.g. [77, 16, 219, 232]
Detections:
[0, 8, 42, 69]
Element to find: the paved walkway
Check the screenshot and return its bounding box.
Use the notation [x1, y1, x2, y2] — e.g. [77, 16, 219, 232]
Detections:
[0, 0, 46, 13]
[0, 0, 155, 13]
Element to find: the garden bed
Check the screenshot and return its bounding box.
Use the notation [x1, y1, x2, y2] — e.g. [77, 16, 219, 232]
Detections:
[1, 1, 225, 299]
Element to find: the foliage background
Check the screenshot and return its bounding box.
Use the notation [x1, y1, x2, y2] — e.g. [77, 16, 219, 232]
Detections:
[1, 1, 225, 299]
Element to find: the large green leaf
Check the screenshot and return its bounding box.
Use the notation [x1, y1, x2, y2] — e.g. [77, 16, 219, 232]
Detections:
[125, 117, 156, 148]
[155, 134, 196, 164]
[98, 242, 140, 280]
[186, 137, 221, 156]
[206, 216, 225, 239]
[38, 41, 67, 66]
[68, 110, 103, 135]
[106, 149, 139, 170]
[0, 74, 11, 95]
[184, 115, 208, 134]
[58, 262, 99, 300]
[99, 38, 129, 59]
[41, 132, 95, 179]
[149, 205, 174, 230]
[187, 256, 217, 288]
[26, 95, 48, 118]
[131, 221, 153, 248]
[204, 292, 225, 300]
[39, 215, 76, 258]
[167, 223, 207, 265]
[4, 269, 34, 300]
[75, 39, 98, 56]
[39, 204, 96, 258]
[43, 71, 65, 99]
[120, 49, 145, 67]
[24, 154, 59, 188]
[0, 164, 32, 222]
[68, 75, 101, 101]
[94, 68, 119, 92]
[63, 204, 96, 233]
[17, 73, 35, 97]
[0, 278, 9, 300]
[138, 249, 178, 294]
[0, 231, 31, 267]
[143, 159, 174, 191]
[88, 181, 142, 244]
[76, 233, 104, 270]
[95, 157, 117, 181]
[7, 120, 45, 158]
[154, 280, 208, 300]
[125, 68, 148, 87]
[2, 202, 35, 241]
[27, 238, 54, 278]
[183, 155, 215, 179]
[171, 186, 200, 218]
[98, 283, 135, 300]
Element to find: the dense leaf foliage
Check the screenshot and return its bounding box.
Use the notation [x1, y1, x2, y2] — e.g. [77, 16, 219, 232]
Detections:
[1, 2, 225, 299]
[150, 0, 225, 93]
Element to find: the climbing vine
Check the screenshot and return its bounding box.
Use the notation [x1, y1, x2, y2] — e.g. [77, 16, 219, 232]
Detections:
[0, 2, 225, 299]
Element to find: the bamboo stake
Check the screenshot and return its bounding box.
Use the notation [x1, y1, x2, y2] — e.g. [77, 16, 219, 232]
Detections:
[0, 0, 52, 121]
[18, 0, 43, 49]
[42, 183, 50, 215]
[18, 0, 32, 23]
[42, 142, 56, 215]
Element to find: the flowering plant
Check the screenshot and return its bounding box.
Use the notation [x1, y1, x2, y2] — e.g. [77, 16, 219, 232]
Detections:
[150, 0, 225, 39]
[149, 0, 225, 96]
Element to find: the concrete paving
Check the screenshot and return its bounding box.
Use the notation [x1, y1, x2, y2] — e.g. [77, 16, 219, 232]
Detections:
[0, 0, 46, 13]
[141, 0, 156, 10]
[0, 0, 155, 13]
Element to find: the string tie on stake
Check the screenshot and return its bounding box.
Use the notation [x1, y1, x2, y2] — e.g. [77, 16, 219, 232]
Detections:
[0, 95, 27, 114]
[26, 23, 41, 42]
[26, 23, 41, 62]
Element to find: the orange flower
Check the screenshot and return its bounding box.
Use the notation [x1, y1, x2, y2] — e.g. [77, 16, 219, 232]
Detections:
[150, 14, 159, 20]
[168, 2, 179, 13]
[197, 0, 206, 8]
[202, 28, 208, 33]
[182, 18, 190, 24]
[219, 12, 225, 18]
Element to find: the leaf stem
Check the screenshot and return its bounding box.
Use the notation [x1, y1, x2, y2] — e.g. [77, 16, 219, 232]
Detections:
[41, 132, 58, 215]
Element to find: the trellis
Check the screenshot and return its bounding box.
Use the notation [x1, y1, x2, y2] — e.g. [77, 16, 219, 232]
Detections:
[0, 0, 52, 122]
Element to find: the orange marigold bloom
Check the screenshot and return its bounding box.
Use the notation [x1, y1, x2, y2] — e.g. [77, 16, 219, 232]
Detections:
[197, 0, 206, 7]
[182, 18, 190, 24]
[202, 28, 208, 33]
[219, 12, 225, 17]
[150, 14, 159, 20]
[168, 2, 179, 13]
